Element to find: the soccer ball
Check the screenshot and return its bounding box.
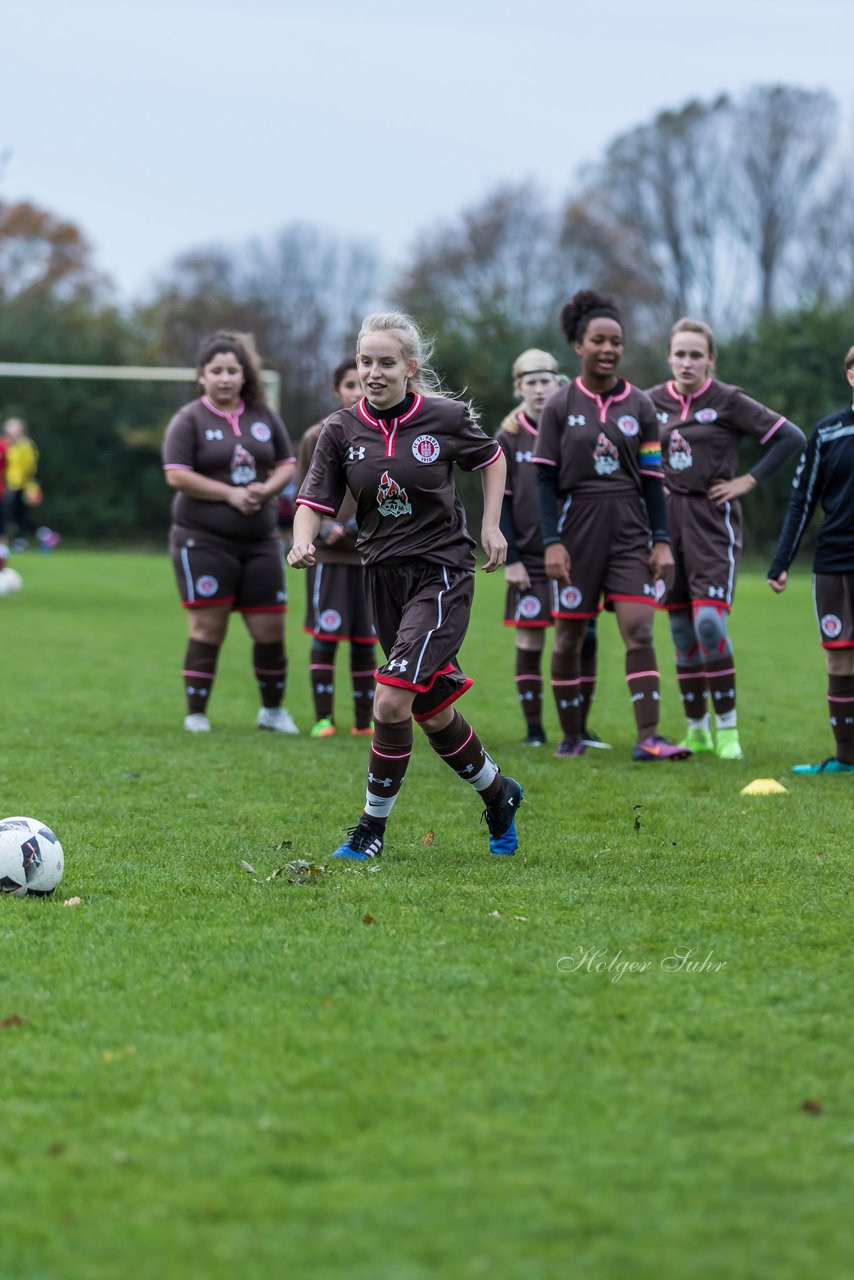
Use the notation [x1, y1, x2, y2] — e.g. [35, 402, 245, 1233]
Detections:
[0, 817, 64, 898]
[0, 566, 23, 594]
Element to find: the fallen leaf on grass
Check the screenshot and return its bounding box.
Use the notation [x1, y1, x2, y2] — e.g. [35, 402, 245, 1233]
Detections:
[239, 861, 257, 875]
[801, 1099, 823, 1115]
[47, 1143, 65, 1157]
[514, 916, 529, 922]
[423, 831, 435, 846]
[362, 914, 377, 925]
[63, 897, 82, 907]
[816, 851, 825, 862]
[102, 1046, 136, 1064]
[1, 1013, 25, 1028]
[266, 860, 328, 885]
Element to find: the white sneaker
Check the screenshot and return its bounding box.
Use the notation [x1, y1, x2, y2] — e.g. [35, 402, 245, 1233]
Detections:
[184, 713, 211, 732]
[257, 706, 299, 734]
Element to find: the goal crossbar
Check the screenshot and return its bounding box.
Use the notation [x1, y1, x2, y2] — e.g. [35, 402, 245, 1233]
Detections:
[0, 362, 281, 410]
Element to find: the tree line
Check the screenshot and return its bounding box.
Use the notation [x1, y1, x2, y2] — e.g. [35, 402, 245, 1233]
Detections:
[1, 83, 852, 547]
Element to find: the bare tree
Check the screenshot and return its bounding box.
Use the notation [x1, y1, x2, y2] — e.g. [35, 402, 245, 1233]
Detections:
[0, 197, 108, 302]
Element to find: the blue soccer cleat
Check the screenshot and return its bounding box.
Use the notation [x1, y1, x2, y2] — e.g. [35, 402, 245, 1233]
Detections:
[482, 776, 523, 856]
[331, 820, 385, 860]
[792, 757, 854, 775]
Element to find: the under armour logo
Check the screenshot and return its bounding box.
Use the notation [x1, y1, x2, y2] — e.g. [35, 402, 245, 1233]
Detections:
[205, 428, 224, 440]
[567, 414, 586, 427]
[387, 658, 408, 672]
[348, 446, 366, 461]
[516, 450, 533, 463]
[368, 773, 393, 787]
[708, 586, 726, 599]
[656, 412, 668, 425]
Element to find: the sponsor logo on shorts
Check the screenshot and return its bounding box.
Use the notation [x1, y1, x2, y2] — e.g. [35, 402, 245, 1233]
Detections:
[559, 586, 583, 610]
[412, 434, 441, 464]
[196, 575, 219, 598]
[320, 608, 342, 632]
[250, 422, 272, 442]
[518, 595, 542, 619]
[821, 613, 843, 638]
[617, 415, 639, 437]
[695, 408, 718, 423]
[376, 471, 412, 518]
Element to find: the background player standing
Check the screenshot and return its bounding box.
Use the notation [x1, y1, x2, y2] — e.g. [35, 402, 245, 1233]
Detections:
[162, 331, 298, 734]
[535, 289, 686, 762]
[3, 417, 39, 550]
[648, 318, 804, 760]
[297, 359, 376, 739]
[496, 348, 606, 748]
[290, 311, 522, 860]
[768, 343, 854, 774]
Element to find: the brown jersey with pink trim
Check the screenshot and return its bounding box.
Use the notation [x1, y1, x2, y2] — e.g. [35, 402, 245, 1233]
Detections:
[495, 410, 543, 562]
[162, 397, 295, 540]
[646, 378, 785, 496]
[297, 395, 501, 569]
[533, 378, 663, 497]
[297, 421, 360, 565]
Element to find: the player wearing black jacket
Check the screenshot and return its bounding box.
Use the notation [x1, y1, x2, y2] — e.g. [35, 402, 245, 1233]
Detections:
[768, 348, 854, 774]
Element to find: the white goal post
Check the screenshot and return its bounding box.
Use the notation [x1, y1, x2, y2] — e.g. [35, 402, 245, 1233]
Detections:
[0, 363, 282, 411]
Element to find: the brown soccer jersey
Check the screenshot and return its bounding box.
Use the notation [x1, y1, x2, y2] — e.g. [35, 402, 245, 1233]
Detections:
[647, 378, 786, 496]
[296, 395, 502, 570]
[162, 397, 295, 541]
[533, 378, 663, 499]
[495, 410, 543, 564]
[297, 421, 360, 566]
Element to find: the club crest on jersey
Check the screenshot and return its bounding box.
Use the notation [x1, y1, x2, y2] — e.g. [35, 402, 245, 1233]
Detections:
[559, 586, 582, 610]
[230, 443, 257, 485]
[250, 421, 272, 442]
[644, 579, 667, 602]
[695, 408, 718, 424]
[593, 432, 620, 476]
[821, 613, 843, 638]
[377, 471, 412, 518]
[196, 575, 219, 598]
[617, 415, 639, 437]
[518, 595, 542, 619]
[320, 609, 342, 632]
[412, 434, 441, 464]
[668, 429, 693, 471]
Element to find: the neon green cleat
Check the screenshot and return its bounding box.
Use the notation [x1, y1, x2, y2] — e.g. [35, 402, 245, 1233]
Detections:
[715, 727, 743, 760]
[679, 726, 714, 753]
[310, 717, 337, 739]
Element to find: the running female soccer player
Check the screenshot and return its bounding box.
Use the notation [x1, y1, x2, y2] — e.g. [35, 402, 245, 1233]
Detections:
[535, 289, 685, 761]
[289, 311, 522, 859]
[496, 348, 606, 748]
[297, 359, 376, 739]
[768, 343, 854, 774]
[648, 319, 804, 759]
[162, 331, 298, 733]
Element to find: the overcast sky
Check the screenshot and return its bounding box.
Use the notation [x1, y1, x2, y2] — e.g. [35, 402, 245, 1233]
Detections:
[3, 0, 851, 303]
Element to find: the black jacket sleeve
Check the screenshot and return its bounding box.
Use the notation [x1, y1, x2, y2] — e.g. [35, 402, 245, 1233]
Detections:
[767, 431, 821, 578]
[750, 420, 806, 486]
[536, 465, 562, 546]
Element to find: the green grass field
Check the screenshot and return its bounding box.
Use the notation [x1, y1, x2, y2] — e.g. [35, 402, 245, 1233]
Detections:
[1, 551, 851, 1280]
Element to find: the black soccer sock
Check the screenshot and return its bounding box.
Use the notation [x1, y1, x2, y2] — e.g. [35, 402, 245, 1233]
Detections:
[183, 639, 219, 715]
[579, 621, 598, 729]
[253, 641, 286, 709]
[705, 654, 737, 724]
[828, 674, 854, 764]
[515, 648, 544, 730]
[625, 646, 660, 739]
[350, 642, 376, 729]
[422, 710, 501, 800]
[361, 718, 413, 828]
[551, 647, 582, 739]
[309, 641, 336, 721]
[676, 662, 708, 723]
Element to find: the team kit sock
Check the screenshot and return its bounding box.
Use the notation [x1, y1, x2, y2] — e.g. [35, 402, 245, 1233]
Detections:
[551, 647, 582, 740]
[253, 641, 286, 709]
[350, 642, 376, 730]
[515, 647, 544, 731]
[625, 646, 660, 739]
[828, 673, 854, 764]
[183, 638, 219, 715]
[309, 642, 336, 722]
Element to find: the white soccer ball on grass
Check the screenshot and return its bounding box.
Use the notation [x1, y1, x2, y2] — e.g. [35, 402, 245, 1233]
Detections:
[0, 817, 64, 897]
[0, 567, 23, 594]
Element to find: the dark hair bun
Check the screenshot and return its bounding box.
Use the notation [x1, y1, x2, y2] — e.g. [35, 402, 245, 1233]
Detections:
[560, 290, 622, 345]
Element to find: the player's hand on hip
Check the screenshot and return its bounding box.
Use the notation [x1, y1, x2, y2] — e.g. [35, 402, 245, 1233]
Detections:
[544, 542, 571, 585]
[767, 571, 788, 594]
[708, 474, 756, 505]
[481, 525, 507, 572]
[287, 542, 317, 569]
